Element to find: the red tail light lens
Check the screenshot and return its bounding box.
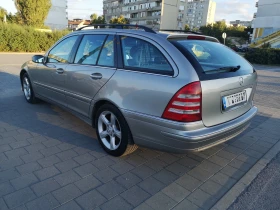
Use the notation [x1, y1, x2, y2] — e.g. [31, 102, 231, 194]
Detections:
[162, 82, 202, 122]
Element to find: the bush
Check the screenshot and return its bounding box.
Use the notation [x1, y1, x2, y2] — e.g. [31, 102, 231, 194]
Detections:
[0, 23, 69, 52]
[245, 48, 280, 65]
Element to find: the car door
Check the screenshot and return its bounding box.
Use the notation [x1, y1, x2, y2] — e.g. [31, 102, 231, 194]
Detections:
[35, 35, 79, 106]
[64, 33, 117, 117]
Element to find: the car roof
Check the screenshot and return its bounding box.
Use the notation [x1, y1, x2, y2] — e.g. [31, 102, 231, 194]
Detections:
[68, 25, 218, 42]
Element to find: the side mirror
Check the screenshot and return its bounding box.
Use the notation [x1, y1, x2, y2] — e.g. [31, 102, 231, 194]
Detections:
[32, 55, 44, 63]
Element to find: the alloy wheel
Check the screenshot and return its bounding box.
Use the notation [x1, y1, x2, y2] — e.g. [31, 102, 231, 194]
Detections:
[23, 76, 31, 100]
[97, 111, 122, 150]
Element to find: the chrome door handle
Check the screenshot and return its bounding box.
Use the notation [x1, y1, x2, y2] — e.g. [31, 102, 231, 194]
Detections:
[56, 68, 64, 74]
[90, 73, 102, 80]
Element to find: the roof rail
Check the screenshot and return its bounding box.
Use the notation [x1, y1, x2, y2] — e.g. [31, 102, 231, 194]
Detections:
[159, 29, 202, 35]
[77, 24, 157, 34]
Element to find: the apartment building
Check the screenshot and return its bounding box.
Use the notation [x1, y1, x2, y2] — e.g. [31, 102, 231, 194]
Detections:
[45, 0, 68, 30]
[103, 0, 216, 30]
[252, 0, 280, 40]
[184, 0, 216, 30]
[104, 0, 162, 29]
[230, 20, 252, 28]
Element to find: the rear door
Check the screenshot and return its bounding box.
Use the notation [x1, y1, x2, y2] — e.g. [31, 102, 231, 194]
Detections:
[170, 39, 257, 127]
[64, 33, 117, 117]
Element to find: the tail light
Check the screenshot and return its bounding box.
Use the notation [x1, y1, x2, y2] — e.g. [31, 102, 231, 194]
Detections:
[162, 82, 202, 122]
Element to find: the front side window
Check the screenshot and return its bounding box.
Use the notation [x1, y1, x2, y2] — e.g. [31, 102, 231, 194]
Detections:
[120, 36, 173, 75]
[74, 35, 107, 65]
[48, 36, 78, 63]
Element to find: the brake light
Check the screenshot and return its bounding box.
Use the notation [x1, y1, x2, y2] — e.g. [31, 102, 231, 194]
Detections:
[162, 82, 202, 122]
[187, 36, 205, 40]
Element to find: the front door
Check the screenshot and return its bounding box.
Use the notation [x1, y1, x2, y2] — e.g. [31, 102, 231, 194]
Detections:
[37, 35, 79, 106]
[64, 34, 117, 117]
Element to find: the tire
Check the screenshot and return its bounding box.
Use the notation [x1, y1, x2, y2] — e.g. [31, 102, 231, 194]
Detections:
[95, 104, 138, 156]
[21, 73, 38, 104]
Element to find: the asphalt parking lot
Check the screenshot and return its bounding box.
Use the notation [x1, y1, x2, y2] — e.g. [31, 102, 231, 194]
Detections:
[0, 54, 280, 210]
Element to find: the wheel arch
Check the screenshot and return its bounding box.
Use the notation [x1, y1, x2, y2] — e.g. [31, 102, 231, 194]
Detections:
[91, 99, 135, 145]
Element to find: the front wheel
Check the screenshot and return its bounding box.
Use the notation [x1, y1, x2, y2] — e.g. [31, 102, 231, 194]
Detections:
[95, 104, 138, 156]
[21, 73, 38, 104]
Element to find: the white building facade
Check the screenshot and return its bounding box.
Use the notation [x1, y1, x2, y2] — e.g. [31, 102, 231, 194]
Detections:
[252, 0, 280, 40]
[45, 0, 68, 30]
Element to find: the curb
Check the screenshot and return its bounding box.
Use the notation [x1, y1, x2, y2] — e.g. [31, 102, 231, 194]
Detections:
[211, 140, 280, 210]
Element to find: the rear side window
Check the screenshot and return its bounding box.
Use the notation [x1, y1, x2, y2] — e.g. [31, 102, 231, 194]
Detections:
[120, 36, 173, 75]
[74, 35, 107, 65]
[172, 40, 253, 75]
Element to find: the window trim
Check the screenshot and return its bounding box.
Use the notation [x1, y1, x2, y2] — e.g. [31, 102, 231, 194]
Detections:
[46, 35, 80, 64]
[118, 35, 174, 76]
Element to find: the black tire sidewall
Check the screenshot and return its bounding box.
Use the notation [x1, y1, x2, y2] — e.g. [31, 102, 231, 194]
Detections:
[22, 73, 36, 103]
[95, 104, 130, 156]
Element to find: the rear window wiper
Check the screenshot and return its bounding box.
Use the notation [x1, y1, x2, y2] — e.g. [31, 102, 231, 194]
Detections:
[204, 65, 241, 74]
[219, 65, 241, 72]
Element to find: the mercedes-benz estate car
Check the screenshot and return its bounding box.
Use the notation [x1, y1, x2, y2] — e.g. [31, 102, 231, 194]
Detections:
[20, 24, 258, 156]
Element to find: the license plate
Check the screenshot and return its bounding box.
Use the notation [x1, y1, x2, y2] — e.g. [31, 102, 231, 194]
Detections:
[222, 90, 247, 110]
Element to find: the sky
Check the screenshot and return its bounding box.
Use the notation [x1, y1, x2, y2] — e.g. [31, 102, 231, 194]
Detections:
[0, 0, 257, 22]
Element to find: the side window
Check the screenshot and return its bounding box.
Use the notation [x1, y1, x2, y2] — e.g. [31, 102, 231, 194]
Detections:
[74, 35, 107, 65]
[97, 35, 115, 67]
[48, 36, 78, 63]
[120, 36, 173, 75]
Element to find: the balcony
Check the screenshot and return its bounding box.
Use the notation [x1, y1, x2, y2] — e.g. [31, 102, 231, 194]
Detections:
[111, 4, 119, 8]
[103, 0, 122, 3]
[124, 6, 161, 14]
[253, 13, 257, 18]
[255, 1, 258, 7]
[130, 15, 161, 21]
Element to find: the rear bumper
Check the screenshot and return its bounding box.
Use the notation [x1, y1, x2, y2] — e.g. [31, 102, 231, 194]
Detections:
[123, 106, 258, 153]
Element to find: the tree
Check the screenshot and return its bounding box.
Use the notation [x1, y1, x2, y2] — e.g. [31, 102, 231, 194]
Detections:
[90, 13, 98, 21]
[192, 27, 199, 32]
[6, 12, 23, 24]
[109, 15, 129, 24]
[0, 7, 7, 22]
[90, 13, 106, 24]
[184, 24, 190, 31]
[200, 21, 249, 44]
[14, 0, 51, 26]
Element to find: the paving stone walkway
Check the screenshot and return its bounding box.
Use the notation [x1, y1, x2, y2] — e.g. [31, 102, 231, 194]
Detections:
[0, 55, 280, 210]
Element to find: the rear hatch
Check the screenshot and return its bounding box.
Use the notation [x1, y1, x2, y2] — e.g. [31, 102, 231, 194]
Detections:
[168, 35, 257, 127]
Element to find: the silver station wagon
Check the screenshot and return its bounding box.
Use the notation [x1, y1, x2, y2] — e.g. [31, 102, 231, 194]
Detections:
[20, 24, 258, 156]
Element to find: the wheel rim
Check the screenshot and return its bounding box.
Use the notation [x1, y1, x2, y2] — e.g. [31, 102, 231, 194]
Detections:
[23, 76, 31, 100]
[97, 111, 122, 150]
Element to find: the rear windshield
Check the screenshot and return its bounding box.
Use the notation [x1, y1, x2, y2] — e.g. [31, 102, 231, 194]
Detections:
[171, 40, 254, 76]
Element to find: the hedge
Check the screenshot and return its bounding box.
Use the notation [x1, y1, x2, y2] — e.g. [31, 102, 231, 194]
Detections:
[245, 48, 280, 65]
[0, 23, 69, 52]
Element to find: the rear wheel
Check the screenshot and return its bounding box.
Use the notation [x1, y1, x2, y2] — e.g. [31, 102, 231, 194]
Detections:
[22, 73, 38, 104]
[95, 104, 138, 156]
